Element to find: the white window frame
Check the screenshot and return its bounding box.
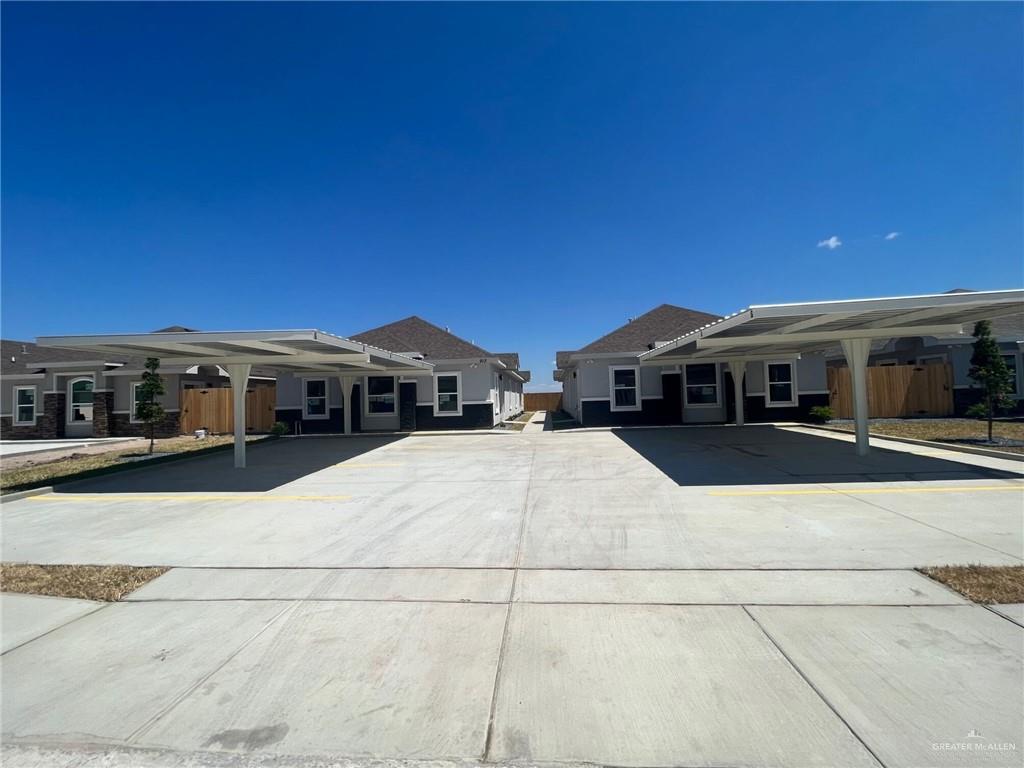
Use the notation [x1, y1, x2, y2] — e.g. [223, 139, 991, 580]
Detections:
[609, 365, 641, 412]
[764, 361, 798, 407]
[363, 375, 397, 417]
[302, 377, 329, 420]
[1002, 353, 1020, 397]
[129, 381, 146, 423]
[13, 385, 37, 426]
[683, 363, 721, 408]
[67, 376, 95, 424]
[433, 371, 463, 417]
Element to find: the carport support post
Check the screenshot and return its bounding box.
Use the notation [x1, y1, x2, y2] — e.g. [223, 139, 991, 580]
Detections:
[727, 359, 746, 427]
[340, 376, 355, 435]
[225, 364, 252, 468]
[841, 338, 871, 456]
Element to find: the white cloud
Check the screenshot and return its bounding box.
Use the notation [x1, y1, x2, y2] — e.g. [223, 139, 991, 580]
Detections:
[817, 235, 842, 250]
[884, 231, 900, 240]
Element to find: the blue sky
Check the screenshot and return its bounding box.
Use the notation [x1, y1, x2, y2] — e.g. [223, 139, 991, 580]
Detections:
[3, 3, 1021, 389]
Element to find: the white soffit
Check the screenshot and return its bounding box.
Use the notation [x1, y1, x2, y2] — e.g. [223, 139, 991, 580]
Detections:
[640, 289, 1024, 360]
[35, 329, 435, 375]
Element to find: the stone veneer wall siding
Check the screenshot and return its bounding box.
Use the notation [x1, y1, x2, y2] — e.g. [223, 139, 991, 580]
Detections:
[92, 391, 115, 438]
[109, 411, 182, 439]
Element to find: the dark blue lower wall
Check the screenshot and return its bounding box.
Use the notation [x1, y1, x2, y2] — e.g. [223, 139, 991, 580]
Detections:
[954, 387, 1024, 416]
[741, 393, 830, 422]
[274, 407, 344, 434]
[414, 403, 495, 430]
[580, 397, 679, 427]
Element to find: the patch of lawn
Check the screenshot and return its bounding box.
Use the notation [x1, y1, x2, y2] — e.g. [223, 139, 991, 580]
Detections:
[498, 411, 538, 431]
[1, 563, 169, 602]
[1, 435, 270, 494]
[918, 565, 1024, 604]
[828, 418, 1024, 455]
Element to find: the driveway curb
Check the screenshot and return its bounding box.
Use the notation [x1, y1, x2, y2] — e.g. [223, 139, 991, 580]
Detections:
[803, 424, 1024, 463]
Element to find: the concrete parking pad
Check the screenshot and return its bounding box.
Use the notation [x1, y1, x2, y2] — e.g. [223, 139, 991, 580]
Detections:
[749, 605, 1024, 768]
[0, 593, 102, 653]
[3, 426, 1023, 766]
[127, 567, 514, 602]
[139, 601, 506, 759]
[489, 603, 879, 767]
[989, 603, 1024, 625]
[521, 477, 1023, 569]
[1, 601, 290, 743]
[514, 568, 967, 605]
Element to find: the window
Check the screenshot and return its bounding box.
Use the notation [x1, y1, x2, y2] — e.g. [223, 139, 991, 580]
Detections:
[917, 355, 946, 366]
[434, 372, 462, 416]
[303, 378, 328, 419]
[68, 377, 94, 423]
[1003, 354, 1019, 396]
[366, 376, 395, 414]
[130, 382, 146, 423]
[609, 366, 640, 411]
[13, 386, 36, 425]
[765, 361, 796, 406]
[684, 363, 719, 407]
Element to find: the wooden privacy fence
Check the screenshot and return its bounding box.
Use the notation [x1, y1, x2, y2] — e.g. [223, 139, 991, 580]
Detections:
[179, 387, 276, 434]
[524, 392, 563, 412]
[827, 364, 953, 418]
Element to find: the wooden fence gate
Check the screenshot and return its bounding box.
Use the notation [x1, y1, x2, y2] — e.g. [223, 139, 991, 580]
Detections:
[524, 392, 563, 412]
[827, 364, 953, 418]
[179, 387, 276, 434]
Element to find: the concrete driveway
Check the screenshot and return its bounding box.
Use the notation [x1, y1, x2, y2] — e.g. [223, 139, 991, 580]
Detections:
[2, 426, 1022, 767]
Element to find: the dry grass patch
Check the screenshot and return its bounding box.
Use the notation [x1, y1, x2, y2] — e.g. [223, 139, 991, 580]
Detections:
[919, 565, 1024, 604]
[1, 563, 169, 602]
[829, 419, 1024, 455]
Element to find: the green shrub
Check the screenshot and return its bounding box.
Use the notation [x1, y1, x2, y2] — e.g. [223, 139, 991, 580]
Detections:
[807, 405, 834, 424]
[964, 403, 989, 420]
[269, 421, 289, 437]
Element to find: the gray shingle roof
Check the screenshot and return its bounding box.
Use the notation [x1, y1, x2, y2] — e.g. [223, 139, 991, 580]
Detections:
[351, 316, 492, 360]
[1, 339, 112, 376]
[493, 352, 520, 370]
[575, 304, 722, 354]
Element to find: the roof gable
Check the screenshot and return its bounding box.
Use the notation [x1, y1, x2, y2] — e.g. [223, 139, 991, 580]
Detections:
[576, 304, 722, 354]
[351, 316, 491, 360]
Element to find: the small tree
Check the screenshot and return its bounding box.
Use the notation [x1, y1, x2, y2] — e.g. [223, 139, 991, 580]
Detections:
[967, 320, 1012, 441]
[136, 357, 166, 454]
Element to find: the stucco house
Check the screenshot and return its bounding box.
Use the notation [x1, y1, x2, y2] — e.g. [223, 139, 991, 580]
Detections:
[555, 303, 831, 427]
[273, 316, 527, 433]
[0, 330, 260, 440]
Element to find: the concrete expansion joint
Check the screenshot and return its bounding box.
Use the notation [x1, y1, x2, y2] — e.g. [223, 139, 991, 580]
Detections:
[125, 601, 300, 745]
[740, 606, 888, 768]
[483, 440, 537, 762]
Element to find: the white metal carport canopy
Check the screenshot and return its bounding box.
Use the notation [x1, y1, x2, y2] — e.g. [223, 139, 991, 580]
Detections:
[640, 289, 1024, 455]
[36, 329, 434, 468]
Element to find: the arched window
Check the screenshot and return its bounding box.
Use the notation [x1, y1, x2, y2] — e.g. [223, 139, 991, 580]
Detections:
[68, 377, 94, 423]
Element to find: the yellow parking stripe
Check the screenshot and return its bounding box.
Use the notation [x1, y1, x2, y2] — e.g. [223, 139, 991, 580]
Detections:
[708, 485, 1023, 497]
[27, 494, 352, 502]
